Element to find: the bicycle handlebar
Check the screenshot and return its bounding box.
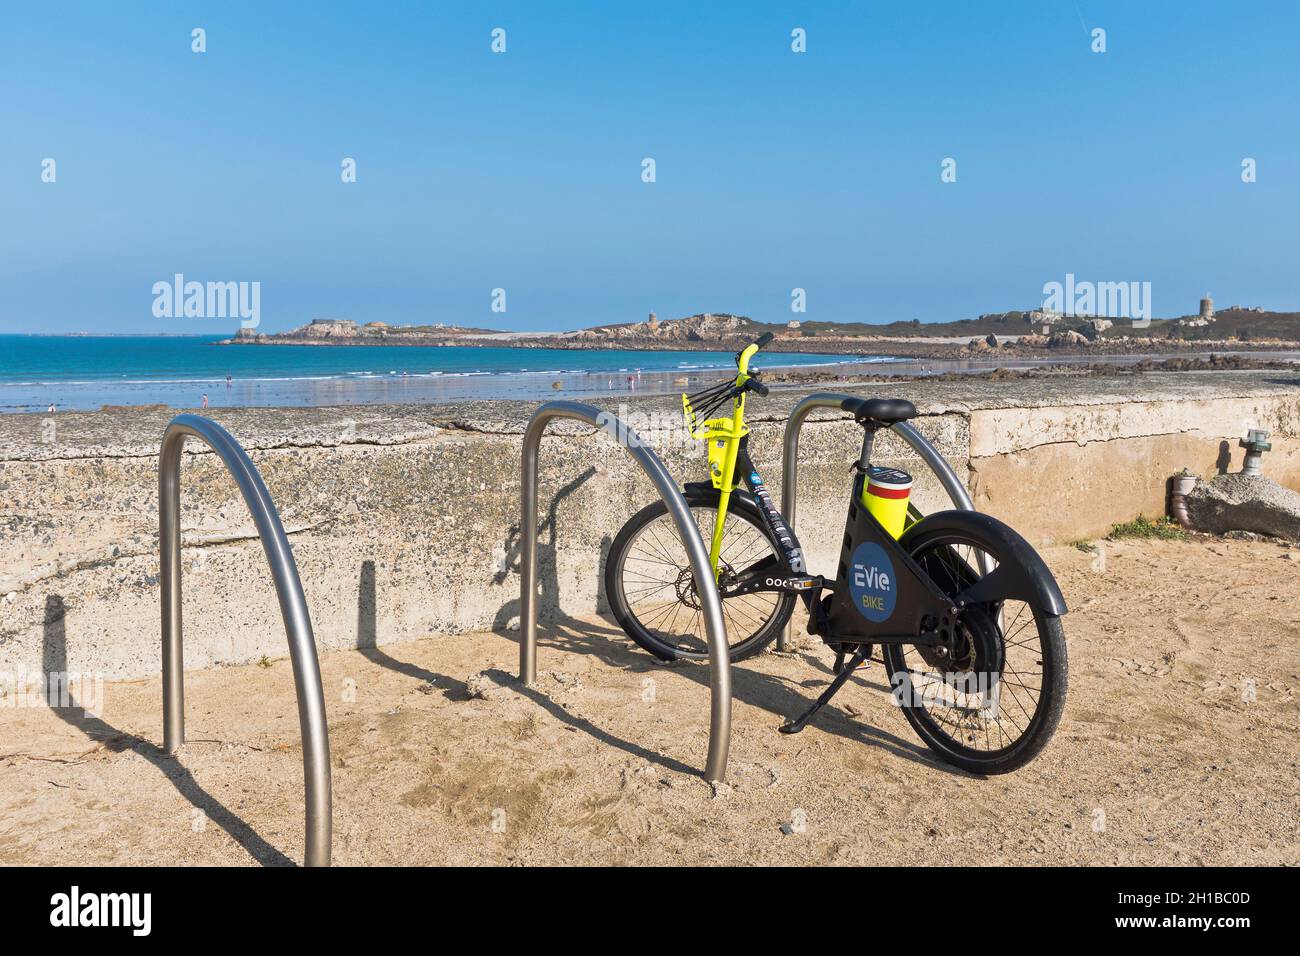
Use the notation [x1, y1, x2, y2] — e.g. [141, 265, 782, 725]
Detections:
[735, 332, 775, 379]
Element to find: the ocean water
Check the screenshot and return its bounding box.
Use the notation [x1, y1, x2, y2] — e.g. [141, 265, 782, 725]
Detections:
[0, 335, 891, 412]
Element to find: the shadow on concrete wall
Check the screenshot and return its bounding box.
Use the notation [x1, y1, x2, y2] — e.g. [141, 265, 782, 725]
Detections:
[490, 466, 599, 634]
[354, 558, 468, 696]
[1216, 440, 1233, 475]
[41, 594, 295, 865]
[357, 559, 377, 650]
[594, 533, 612, 613]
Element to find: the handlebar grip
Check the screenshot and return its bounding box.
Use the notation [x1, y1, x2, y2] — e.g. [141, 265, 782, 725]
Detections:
[748, 378, 770, 397]
[754, 332, 774, 349]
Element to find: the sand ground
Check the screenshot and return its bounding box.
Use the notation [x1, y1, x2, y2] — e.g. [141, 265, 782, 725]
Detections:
[1, 537, 1295, 866]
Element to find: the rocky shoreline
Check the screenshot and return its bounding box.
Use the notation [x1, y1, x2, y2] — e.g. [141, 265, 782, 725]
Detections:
[222, 331, 1300, 361]
[221, 312, 1300, 361]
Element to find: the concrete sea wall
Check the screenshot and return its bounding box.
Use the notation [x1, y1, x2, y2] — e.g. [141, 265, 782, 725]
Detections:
[1, 370, 1297, 680]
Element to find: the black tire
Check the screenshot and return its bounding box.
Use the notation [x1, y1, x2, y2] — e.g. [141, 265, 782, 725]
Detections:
[883, 523, 1068, 775]
[605, 487, 797, 662]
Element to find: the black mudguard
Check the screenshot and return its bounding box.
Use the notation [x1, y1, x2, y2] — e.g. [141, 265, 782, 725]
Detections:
[899, 510, 1069, 617]
[683, 480, 809, 581]
[683, 481, 758, 512]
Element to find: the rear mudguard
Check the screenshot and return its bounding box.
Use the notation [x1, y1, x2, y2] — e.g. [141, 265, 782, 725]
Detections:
[899, 510, 1068, 617]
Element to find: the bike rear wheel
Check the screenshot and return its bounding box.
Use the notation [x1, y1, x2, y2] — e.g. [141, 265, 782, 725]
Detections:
[605, 488, 796, 662]
[884, 525, 1067, 775]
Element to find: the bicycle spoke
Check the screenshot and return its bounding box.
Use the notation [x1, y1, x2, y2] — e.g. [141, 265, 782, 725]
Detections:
[617, 504, 789, 655]
[897, 539, 1048, 755]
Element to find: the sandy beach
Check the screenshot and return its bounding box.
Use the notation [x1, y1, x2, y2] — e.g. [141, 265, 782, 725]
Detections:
[0, 535, 1295, 866]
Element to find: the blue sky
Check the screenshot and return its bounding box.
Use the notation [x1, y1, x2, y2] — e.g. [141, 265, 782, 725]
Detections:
[2, 1, 1296, 334]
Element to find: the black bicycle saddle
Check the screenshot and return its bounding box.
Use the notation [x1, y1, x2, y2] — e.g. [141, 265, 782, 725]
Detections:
[839, 397, 917, 425]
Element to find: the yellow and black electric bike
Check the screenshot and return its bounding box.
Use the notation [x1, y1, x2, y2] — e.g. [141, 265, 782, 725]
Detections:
[605, 333, 1068, 773]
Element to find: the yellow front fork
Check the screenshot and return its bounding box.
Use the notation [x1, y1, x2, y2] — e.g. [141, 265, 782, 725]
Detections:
[707, 397, 742, 579]
[707, 343, 760, 580]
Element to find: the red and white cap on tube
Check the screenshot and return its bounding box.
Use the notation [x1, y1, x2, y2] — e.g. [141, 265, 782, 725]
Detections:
[866, 466, 913, 499]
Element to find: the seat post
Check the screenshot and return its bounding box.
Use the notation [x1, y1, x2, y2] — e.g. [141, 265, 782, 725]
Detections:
[857, 423, 878, 471]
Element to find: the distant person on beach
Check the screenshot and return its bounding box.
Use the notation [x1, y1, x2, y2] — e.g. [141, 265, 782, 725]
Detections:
[47, 403, 55, 413]
[201, 394, 209, 408]
[226, 374, 232, 389]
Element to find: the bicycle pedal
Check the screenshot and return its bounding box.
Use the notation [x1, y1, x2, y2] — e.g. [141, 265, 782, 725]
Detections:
[781, 574, 821, 592]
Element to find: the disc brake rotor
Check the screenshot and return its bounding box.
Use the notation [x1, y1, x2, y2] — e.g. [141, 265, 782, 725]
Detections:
[917, 604, 1005, 696]
[673, 561, 734, 610]
[949, 604, 1005, 695]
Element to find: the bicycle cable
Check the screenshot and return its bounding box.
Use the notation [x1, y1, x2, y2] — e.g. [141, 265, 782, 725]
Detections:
[686, 378, 741, 421]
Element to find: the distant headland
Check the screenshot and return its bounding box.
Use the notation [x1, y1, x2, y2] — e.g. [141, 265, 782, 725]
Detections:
[220, 300, 1300, 359]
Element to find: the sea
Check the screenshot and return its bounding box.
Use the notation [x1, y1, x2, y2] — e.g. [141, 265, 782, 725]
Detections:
[0, 335, 894, 413]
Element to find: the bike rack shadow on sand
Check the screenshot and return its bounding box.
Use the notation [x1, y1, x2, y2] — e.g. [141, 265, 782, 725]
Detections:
[159, 414, 331, 867]
[520, 401, 732, 783]
[779, 392, 990, 652]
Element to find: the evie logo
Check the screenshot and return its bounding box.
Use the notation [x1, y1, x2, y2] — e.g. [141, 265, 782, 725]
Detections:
[848, 542, 895, 622]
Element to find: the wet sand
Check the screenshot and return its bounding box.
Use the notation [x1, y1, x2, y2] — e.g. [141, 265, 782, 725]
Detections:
[10, 349, 1300, 415]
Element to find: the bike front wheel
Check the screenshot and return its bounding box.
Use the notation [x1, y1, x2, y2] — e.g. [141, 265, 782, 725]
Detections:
[605, 488, 796, 662]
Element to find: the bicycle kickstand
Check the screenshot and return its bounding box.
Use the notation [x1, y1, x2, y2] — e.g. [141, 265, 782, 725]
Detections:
[779, 644, 870, 735]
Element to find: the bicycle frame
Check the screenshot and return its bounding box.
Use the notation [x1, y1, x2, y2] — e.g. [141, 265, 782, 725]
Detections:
[714, 439, 953, 646]
[684, 356, 957, 644]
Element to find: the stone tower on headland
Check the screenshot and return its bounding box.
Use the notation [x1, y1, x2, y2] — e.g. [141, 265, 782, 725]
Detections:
[1200, 295, 1214, 322]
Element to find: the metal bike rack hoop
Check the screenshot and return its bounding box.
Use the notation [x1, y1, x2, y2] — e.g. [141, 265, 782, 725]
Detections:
[778, 392, 986, 652]
[159, 414, 331, 867]
[519, 401, 732, 782]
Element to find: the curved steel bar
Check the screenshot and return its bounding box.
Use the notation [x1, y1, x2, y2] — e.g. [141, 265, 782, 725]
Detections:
[160, 414, 331, 867]
[778, 393, 987, 651]
[520, 401, 732, 782]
